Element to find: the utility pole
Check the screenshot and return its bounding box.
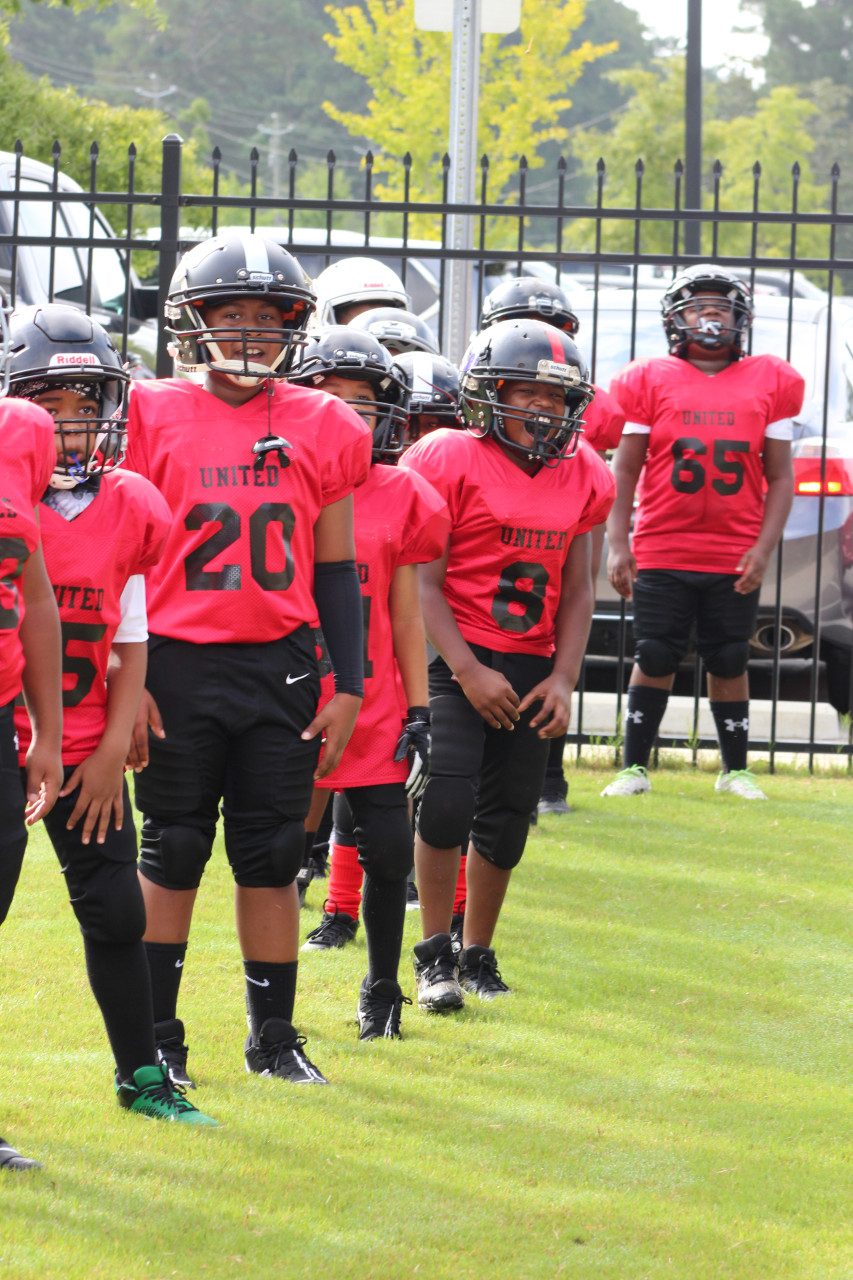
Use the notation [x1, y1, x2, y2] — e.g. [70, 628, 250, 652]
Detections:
[259, 112, 294, 201]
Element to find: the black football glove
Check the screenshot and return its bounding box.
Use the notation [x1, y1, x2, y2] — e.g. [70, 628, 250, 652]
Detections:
[393, 705, 431, 800]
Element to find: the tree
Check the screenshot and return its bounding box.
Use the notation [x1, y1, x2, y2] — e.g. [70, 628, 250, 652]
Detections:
[321, 0, 616, 229]
[743, 0, 853, 92]
[570, 58, 830, 264]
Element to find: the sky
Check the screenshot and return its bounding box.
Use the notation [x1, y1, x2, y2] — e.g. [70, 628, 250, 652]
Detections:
[620, 0, 769, 79]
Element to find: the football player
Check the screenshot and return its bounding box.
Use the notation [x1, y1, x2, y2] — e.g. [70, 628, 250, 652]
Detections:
[480, 277, 626, 819]
[347, 307, 439, 357]
[125, 233, 373, 1085]
[400, 319, 615, 1009]
[8, 304, 216, 1126]
[0, 291, 63, 1172]
[312, 257, 410, 327]
[290, 327, 449, 1039]
[394, 351, 461, 446]
[601, 265, 802, 800]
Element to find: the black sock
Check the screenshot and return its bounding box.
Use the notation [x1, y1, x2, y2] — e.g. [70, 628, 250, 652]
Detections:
[244, 960, 298, 1037]
[85, 938, 156, 1082]
[143, 941, 187, 1024]
[302, 830, 316, 867]
[623, 685, 670, 768]
[362, 874, 407, 984]
[711, 700, 750, 772]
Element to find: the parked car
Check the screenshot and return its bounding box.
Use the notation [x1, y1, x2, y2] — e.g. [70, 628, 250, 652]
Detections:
[0, 150, 159, 373]
[571, 288, 853, 713]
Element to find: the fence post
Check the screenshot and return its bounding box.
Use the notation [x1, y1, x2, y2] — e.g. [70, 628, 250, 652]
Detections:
[157, 133, 183, 378]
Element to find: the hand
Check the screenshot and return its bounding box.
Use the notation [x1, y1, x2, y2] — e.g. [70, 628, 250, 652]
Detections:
[606, 546, 638, 600]
[518, 673, 574, 739]
[126, 689, 165, 772]
[59, 745, 125, 845]
[456, 662, 520, 730]
[24, 742, 63, 826]
[302, 692, 362, 780]
[734, 545, 768, 595]
[393, 706, 431, 799]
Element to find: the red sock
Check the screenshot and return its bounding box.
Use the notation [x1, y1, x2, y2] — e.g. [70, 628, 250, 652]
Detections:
[325, 841, 363, 919]
[453, 853, 467, 914]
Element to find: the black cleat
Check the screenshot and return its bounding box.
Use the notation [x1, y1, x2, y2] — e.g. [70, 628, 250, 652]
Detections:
[537, 795, 572, 816]
[245, 1018, 328, 1084]
[0, 1138, 41, 1172]
[457, 945, 511, 1000]
[450, 911, 465, 955]
[413, 933, 464, 1012]
[356, 976, 411, 1040]
[301, 908, 359, 951]
[154, 1017, 195, 1090]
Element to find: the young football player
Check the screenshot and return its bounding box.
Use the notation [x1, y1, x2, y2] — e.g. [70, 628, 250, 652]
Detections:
[125, 234, 373, 1085]
[347, 307, 439, 357]
[8, 303, 216, 1127]
[480, 276, 626, 818]
[312, 258, 410, 327]
[290, 327, 449, 1038]
[601, 265, 801, 800]
[0, 293, 63, 1171]
[401, 319, 615, 1009]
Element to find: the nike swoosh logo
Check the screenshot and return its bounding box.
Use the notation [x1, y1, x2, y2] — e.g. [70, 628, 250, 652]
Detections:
[246, 976, 270, 987]
[175, 959, 184, 968]
[286, 673, 310, 684]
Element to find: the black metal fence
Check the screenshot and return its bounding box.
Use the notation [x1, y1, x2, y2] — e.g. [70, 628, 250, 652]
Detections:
[2, 133, 853, 768]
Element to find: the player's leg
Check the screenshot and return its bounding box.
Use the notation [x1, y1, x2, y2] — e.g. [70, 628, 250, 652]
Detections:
[412, 657, 486, 1012]
[135, 637, 223, 1087]
[458, 651, 551, 999]
[601, 570, 694, 796]
[224, 629, 327, 1084]
[297, 786, 332, 906]
[345, 782, 413, 1039]
[698, 575, 765, 799]
[537, 732, 571, 815]
[302, 791, 361, 951]
[0, 701, 40, 1170]
[42, 775, 216, 1126]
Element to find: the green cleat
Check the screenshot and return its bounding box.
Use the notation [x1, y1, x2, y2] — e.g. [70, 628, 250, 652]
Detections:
[115, 1063, 219, 1126]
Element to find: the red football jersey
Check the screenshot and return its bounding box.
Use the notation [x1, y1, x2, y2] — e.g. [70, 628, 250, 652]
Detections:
[609, 353, 805, 573]
[125, 379, 372, 643]
[401, 429, 615, 656]
[0, 399, 56, 708]
[314, 463, 450, 790]
[582, 384, 626, 452]
[15, 469, 171, 765]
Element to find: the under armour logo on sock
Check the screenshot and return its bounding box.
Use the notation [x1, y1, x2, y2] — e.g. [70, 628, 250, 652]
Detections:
[724, 718, 749, 732]
[625, 709, 645, 723]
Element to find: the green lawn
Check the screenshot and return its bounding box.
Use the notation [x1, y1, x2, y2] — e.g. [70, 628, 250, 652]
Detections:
[2, 765, 852, 1279]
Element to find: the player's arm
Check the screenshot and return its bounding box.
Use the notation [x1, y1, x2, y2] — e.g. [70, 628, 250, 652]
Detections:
[19, 538, 63, 825]
[389, 562, 431, 798]
[734, 437, 794, 595]
[420, 543, 520, 731]
[518, 533, 594, 738]
[606, 431, 647, 600]
[303, 493, 363, 779]
[61, 640, 147, 846]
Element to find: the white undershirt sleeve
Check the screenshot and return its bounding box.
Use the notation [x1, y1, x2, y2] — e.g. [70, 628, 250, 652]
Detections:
[113, 574, 148, 643]
[764, 417, 795, 442]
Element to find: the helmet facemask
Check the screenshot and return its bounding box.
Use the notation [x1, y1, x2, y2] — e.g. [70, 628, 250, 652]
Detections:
[461, 362, 592, 468]
[167, 295, 312, 387]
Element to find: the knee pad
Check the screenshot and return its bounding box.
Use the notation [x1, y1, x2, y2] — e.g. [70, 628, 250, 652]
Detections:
[635, 637, 682, 679]
[416, 776, 476, 850]
[143, 823, 213, 891]
[472, 812, 530, 871]
[354, 800, 413, 883]
[701, 639, 750, 678]
[232, 819, 305, 888]
[68, 858, 146, 944]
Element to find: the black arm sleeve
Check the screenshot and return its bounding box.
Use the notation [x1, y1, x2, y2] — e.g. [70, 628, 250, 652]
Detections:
[313, 559, 364, 698]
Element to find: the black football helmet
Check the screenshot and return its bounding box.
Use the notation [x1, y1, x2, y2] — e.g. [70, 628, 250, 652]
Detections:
[165, 233, 316, 385]
[394, 351, 461, 444]
[8, 304, 129, 488]
[0, 289, 11, 396]
[480, 277, 579, 336]
[347, 307, 439, 356]
[459, 319, 593, 466]
[661, 264, 753, 358]
[289, 326, 409, 462]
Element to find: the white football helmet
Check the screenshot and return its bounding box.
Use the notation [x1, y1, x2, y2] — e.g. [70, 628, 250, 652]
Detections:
[312, 257, 410, 327]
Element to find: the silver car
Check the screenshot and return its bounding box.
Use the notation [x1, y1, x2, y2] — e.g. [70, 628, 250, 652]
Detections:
[573, 288, 853, 713]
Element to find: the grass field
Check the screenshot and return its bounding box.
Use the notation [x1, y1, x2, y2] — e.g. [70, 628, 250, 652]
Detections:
[2, 762, 853, 1279]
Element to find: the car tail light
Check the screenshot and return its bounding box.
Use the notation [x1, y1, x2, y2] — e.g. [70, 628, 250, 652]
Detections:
[792, 439, 853, 496]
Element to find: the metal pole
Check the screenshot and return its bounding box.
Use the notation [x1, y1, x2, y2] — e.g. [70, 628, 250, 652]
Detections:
[685, 0, 702, 257]
[443, 0, 480, 361]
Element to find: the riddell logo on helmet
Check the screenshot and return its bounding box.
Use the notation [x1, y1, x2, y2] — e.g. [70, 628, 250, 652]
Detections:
[49, 353, 99, 366]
